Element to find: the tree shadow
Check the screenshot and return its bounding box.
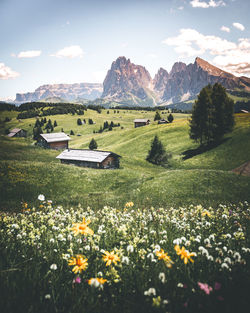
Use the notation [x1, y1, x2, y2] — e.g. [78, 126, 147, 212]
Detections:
[182, 138, 230, 160]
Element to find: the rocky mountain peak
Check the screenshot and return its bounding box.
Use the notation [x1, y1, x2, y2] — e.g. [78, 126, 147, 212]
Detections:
[102, 56, 152, 101]
[153, 68, 169, 97]
[170, 62, 187, 76]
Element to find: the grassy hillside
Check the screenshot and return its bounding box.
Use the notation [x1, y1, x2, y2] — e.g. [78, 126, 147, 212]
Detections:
[0, 108, 249, 211]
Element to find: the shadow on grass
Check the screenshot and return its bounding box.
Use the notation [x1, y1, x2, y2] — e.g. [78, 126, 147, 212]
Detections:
[182, 138, 230, 160]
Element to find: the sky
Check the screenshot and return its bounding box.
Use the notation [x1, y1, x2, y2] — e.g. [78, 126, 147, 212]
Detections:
[0, 0, 249, 99]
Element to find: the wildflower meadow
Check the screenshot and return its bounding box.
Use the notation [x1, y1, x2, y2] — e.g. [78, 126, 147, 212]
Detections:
[0, 196, 250, 313]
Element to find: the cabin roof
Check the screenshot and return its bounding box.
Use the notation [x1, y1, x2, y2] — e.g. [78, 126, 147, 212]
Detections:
[134, 119, 150, 123]
[40, 132, 71, 143]
[56, 149, 121, 163]
[8, 128, 24, 137]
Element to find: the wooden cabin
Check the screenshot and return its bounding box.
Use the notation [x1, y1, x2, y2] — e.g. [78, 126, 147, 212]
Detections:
[38, 132, 70, 150]
[56, 149, 121, 169]
[8, 128, 27, 138]
[134, 119, 150, 128]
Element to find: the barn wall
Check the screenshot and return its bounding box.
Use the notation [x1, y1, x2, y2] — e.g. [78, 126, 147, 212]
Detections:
[49, 141, 68, 150]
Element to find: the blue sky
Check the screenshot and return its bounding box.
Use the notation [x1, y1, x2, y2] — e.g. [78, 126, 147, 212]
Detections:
[0, 0, 249, 99]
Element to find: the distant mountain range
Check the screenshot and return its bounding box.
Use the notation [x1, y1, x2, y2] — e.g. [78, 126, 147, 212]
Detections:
[14, 57, 250, 106]
[102, 56, 250, 106]
[15, 83, 103, 103]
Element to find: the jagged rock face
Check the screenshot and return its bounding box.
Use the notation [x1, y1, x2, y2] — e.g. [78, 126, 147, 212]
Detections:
[153, 68, 169, 97]
[15, 83, 103, 103]
[161, 57, 250, 103]
[102, 56, 152, 101]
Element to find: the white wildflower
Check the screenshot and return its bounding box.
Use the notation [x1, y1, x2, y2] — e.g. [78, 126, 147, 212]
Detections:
[144, 288, 156, 296]
[127, 244, 134, 253]
[38, 194, 45, 201]
[50, 264, 57, 270]
[159, 272, 166, 283]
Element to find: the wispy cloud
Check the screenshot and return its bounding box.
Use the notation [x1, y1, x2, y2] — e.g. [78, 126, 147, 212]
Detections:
[51, 45, 84, 58]
[220, 26, 230, 33]
[190, 0, 226, 8]
[162, 28, 250, 76]
[0, 63, 20, 80]
[17, 50, 41, 58]
[233, 22, 245, 31]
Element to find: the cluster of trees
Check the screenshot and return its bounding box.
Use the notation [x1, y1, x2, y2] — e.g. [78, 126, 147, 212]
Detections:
[77, 118, 87, 125]
[154, 111, 174, 123]
[189, 83, 234, 146]
[0, 102, 16, 111]
[234, 100, 250, 113]
[17, 102, 86, 119]
[94, 121, 120, 133]
[33, 118, 58, 140]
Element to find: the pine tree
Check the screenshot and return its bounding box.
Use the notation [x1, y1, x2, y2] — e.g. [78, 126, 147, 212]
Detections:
[54, 120, 57, 127]
[146, 135, 171, 166]
[89, 138, 98, 150]
[154, 111, 161, 121]
[77, 118, 82, 125]
[189, 83, 234, 146]
[167, 114, 174, 123]
[70, 130, 74, 135]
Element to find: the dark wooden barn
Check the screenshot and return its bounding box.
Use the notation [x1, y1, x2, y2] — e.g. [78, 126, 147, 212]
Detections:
[8, 128, 27, 138]
[134, 119, 150, 128]
[38, 132, 70, 150]
[56, 149, 121, 169]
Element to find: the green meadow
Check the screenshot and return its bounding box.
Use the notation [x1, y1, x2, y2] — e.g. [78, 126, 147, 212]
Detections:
[0, 108, 250, 211]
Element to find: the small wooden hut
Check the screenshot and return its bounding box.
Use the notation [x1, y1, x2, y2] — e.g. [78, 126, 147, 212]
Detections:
[134, 119, 150, 128]
[8, 128, 27, 138]
[38, 132, 70, 150]
[56, 149, 121, 169]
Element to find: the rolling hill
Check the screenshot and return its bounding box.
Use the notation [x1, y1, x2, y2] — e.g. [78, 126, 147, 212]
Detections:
[0, 108, 249, 211]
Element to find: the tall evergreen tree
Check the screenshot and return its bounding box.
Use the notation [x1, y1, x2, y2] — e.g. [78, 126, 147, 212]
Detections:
[167, 113, 174, 123]
[189, 83, 234, 146]
[154, 111, 161, 121]
[146, 135, 171, 166]
[89, 138, 98, 150]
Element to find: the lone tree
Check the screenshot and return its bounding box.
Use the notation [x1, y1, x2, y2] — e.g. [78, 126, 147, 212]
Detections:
[89, 138, 98, 150]
[167, 113, 174, 123]
[70, 130, 75, 135]
[77, 118, 82, 125]
[189, 83, 234, 146]
[146, 135, 171, 166]
[154, 111, 161, 121]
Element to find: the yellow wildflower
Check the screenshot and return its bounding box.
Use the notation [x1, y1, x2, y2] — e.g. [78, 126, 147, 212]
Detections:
[72, 217, 94, 236]
[125, 202, 134, 208]
[202, 210, 211, 217]
[68, 254, 88, 274]
[155, 249, 174, 268]
[175, 245, 195, 264]
[102, 250, 120, 266]
[88, 277, 107, 286]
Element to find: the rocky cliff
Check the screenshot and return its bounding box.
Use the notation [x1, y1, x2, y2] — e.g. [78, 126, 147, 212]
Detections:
[159, 57, 250, 103]
[103, 56, 250, 106]
[15, 83, 103, 103]
[102, 57, 156, 106]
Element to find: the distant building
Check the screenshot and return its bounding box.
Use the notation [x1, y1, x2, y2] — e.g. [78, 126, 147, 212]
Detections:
[56, 149, 121, 169]
[8, 128, 27, 138]
[134, 119, 150, 128]
[38, 132, 70, 150]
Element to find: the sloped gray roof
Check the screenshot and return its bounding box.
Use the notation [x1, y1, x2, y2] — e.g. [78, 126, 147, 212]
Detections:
[8, 128, 24, 137]
[56, 149, 120, 163]
[134, 119, 150, 123]
[40, 132, 70, 143]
